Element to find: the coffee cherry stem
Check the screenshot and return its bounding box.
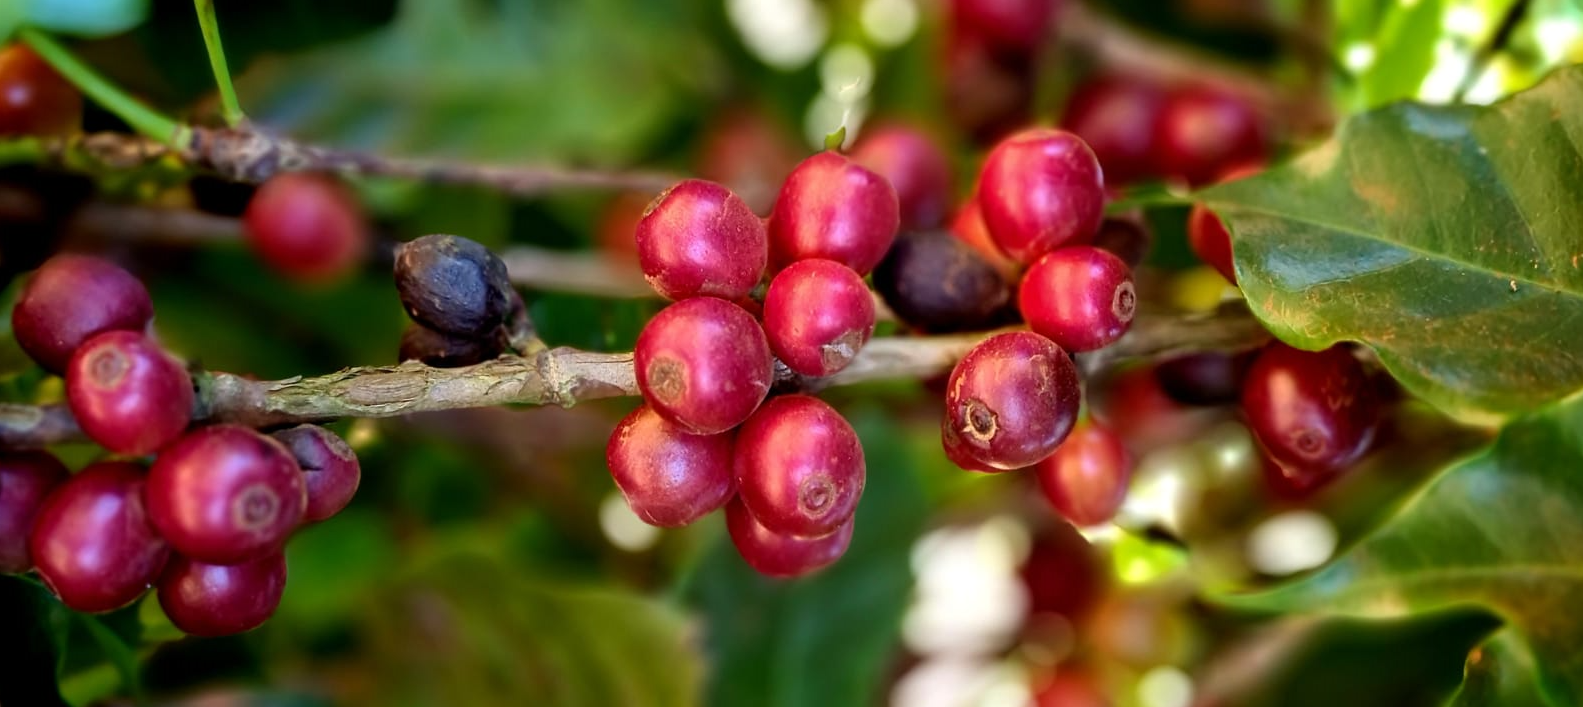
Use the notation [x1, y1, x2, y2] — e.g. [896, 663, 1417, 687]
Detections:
[0, 307, 1266, 449]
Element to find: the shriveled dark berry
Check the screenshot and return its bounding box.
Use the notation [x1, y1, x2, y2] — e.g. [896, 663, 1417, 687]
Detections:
[873, 230, 1013, 333]
[394, 234, 515, 338]
[399, 323, 506, 368]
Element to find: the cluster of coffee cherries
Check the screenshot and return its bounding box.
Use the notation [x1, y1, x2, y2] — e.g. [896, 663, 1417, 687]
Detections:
[0, 254, 361, 635]
[607, 151, 902, 578]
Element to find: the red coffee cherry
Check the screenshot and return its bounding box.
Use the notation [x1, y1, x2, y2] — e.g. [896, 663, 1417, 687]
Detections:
[29, 462, 169, 613]
[271, 425, 361, 523]
[145, 425, 307, 565]
[977, 128, 1105, 263]
[13, 253, 153, 374]
[1241, 342, 1381, 486]
[605, 405, 735, 527]
[158, 552, 286, 637]
[244, 172, 370, 283]
[634, 297, 773, 435]
[1062, 74, 1166, 186]
[944, 332, 1081, 469]
[0, 44, 82, 137]
[636, 179, 767, 301]
[0, 451, 68, 573]
[1154, 85, 1267, 187]
[1188, 204, 1236, 283]
[66, 330, 193, 455]
[1035, 420, 1133, 526]
[762, 259, 875, 376]
[851, 123, 954, 230]
[734, 395, 865, 538]
[1018, 246, 1136, 353]
[767, 151, 900, 275]
[726, 497, 854, 578]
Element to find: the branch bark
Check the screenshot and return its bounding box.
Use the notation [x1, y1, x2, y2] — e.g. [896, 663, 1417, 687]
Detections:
[0, 306, 1264, 450]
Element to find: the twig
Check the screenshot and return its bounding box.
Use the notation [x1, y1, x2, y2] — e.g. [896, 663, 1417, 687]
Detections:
[0, 306, 1264, 449]
[0, 130, 680, 198]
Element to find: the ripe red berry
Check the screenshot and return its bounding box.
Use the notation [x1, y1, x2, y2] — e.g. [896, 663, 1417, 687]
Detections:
[29, 462, 169, 613]
[978, 128, 1105, 263]
[941, 419, 1001, 473]
[13, 253, 154, 373]
[696, 106, 803, 215]
[158, 552, 286, 637]
[1241, 343, 1381, 486]
[1033, 669, 1110, 707]
[605, 405, 736, 527]
[735, 395, 865, 538]
[944, 332, 1081, 470]
[1154, 86, 1266, 187]
[636, 179, 767, 301]
[635, 297, 773, 435]
[146, 425, 307, 565]
[851, 124, 954, 230]
[243, 172, 369, 283]
[763, 259, 875, 377]
[1021, 521, 1103, 619]
[726, 497, 853, 578]
[271, 425, 361, 523]
[1018, 246, 1136, 352]
[767, 151, 899, 275]
[1035, 420, 1133, 526]
[0, 44, 82, 137]
[1188, 204, 1236, 283]
[0, 451, 68, 573]
[949, 0, 1059, 58]
[873, 230, 1012, 333]
[66, 330, 193, 455]
[1062, 74, 1165, 186]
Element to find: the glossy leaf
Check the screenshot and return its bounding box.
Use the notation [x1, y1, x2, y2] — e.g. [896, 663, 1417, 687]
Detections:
[1221, 396, 1583, 705]
[684, 405, 928, 707]
[1357, 0, 1444, 107]
[1203, 66, 1583, 417]
[1450, 632, 1550, 707]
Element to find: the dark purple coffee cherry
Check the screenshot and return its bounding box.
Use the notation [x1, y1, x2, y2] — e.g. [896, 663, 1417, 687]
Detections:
[29, 462, 169, 613]
[977, 128, 1105, 263]
[66, 330, 193, 455]
[399, 323, 506, 368]
[1018, 246, 1136, 353]
[1090, 218, 1151, 270]
[0, 451, 68, 573]
[872, 230, 1013, 333]
[634, 297, 773, 435]
[13, 253, 153, 373]
[1241, 342, 1381, 486]
[763, 259, 875, 377]
[636, 179, 767, 301]
[1154, 349, 1254, 406]
[146, 425, 307, 565]
[735, 395, 865, 538]
[1035, 420, 1133, 526]
[271, 425, 361, 523]
[606, 404, 735, 527]
[944, 332, 1081, 469]
[726, 497, 853, 578]
[158, 551, 286, 636]
[394, 234, 515, 338]
[767, 151, 900, 275]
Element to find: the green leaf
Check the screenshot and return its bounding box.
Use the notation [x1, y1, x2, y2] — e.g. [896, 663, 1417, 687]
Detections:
[684, 405, 928, 707]
[70, 615, 142, 705]
[1450, 632, 1551, 707]
[358, 550, 703, 707]
[1357, 0, 1445, 107]
[236, 0, 713, 165]
[1219, 395, 1583, 705]
[1202, 66, 1583, 418]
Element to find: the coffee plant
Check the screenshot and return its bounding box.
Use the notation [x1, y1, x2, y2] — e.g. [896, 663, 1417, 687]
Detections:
[0, 0, 1580, 706]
